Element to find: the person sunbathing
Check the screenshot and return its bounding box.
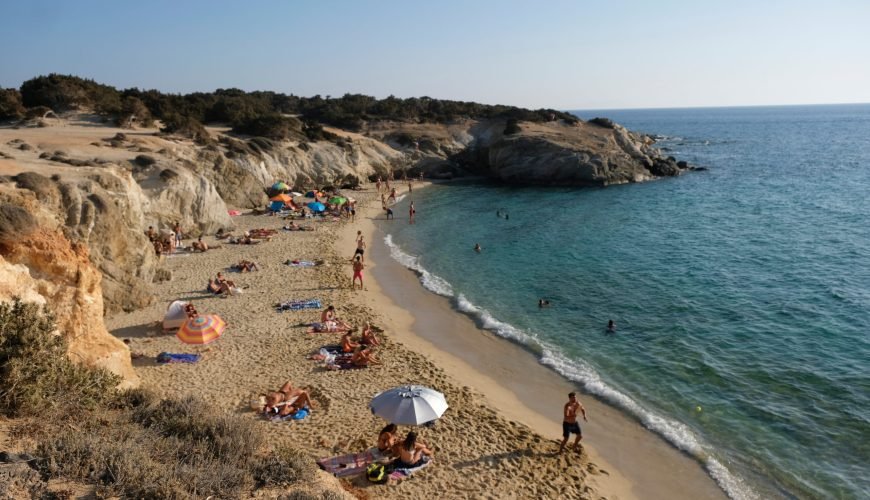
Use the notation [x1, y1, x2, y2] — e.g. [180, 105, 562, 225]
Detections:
[215, 228, 233, 240]
[394, 431, 433, 468]
[216, 272, 236, 288]
[232, 260, 259, 272]
[320, 305, 351, 330]
[184, 302, 198, 319]
[192, 237, 209, 252]
[263, 381, 314, 417]
[341, 331, 360, 353]
[207, 278, 232, 296]
[361, 322, 380, 347]
[351, 346, 380, 367]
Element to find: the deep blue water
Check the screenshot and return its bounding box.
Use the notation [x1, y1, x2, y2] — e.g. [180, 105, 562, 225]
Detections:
[378, 104, 870, 499]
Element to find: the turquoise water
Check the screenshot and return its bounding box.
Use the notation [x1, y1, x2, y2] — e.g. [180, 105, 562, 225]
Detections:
[378, 105, 870, 499]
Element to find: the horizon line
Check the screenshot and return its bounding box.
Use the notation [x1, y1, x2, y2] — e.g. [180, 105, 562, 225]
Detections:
[568, 101, 870, 113]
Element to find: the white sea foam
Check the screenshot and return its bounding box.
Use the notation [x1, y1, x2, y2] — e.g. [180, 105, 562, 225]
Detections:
[382, 233, 757, 500]
[394, 193, 407, 204]
[383, 234, 453, 297]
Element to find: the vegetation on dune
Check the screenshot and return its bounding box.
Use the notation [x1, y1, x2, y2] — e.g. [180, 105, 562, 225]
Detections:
[0, 299, 319, 498]
[12, 74, 580, 138]
[0, 88, 26, 120]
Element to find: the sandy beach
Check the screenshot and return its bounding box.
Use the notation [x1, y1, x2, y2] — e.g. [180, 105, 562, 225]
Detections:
[107, 181, 724, 499]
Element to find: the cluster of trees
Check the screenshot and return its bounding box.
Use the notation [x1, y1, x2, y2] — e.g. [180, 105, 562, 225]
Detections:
[5, 74, 579, 140]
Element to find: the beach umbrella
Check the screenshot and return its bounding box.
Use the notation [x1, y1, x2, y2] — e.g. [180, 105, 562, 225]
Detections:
[177, 314, 226, 345]
[271, 182, 290, 191]
[328, 196, 347, 205]
[270, 193, 293, 204]
[369, 385, 448, 426]
[305, 191, 316, 198]
[307, 201, 326, 212]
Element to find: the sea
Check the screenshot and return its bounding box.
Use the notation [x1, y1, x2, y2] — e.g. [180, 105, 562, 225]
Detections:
[377, 104, 870, 500]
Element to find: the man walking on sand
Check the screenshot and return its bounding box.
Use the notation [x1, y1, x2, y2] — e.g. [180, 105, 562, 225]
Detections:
[560, 392, 588, 453]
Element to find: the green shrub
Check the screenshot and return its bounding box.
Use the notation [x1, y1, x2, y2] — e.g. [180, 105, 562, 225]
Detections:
[19, 74, 121, 114]
[253, 444, 316, 487]
[160, 113, 212, 145]
[116, 96, 153, 128]
[504, 118, 521, 135]
[0, 299, 121, 417]
[232, 113, 304, 140]
[132, 395, 263, 463]
[0, 88, 25, 120]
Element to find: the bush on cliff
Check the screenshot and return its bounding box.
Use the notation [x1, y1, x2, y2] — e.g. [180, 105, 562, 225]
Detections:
[504, 118, 522, 135]
[0, 88, 26, 120]
[160, 113, 213, 145]
[19, 74, 122, 114]
[232, 113, 304, 140]
[116, 95, 154, 128]
[0, 299, 120, 417]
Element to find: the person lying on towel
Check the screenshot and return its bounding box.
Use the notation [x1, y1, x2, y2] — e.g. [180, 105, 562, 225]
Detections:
[262, 381, 314, 417]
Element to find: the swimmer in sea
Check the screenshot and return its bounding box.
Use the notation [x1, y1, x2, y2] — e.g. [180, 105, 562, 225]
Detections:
[607, 319, 616, 333]
[474, 243, 482, 253]
[539, 299, 551, 308]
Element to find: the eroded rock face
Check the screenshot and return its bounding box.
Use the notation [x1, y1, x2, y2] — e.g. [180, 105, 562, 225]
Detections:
[0, 224, 138, 388]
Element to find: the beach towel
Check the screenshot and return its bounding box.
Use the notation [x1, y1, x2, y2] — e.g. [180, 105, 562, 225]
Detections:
[307, 322, 350, 334]
[317, 448, 387, 477]
[268, 407, 310, 422]
[228, 210, 241, 216]
[276, 299, 321, 312]
[327, 358, 366, 371]
[389, 457, 432, 481]
[286, 260, 317, 267]
[156, 352, 201, 364]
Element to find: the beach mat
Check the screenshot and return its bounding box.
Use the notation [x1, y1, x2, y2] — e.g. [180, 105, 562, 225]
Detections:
[389, 457, 432, 481]
[286, 260, 317, 267]
[268, 407, 310, 422]
[276, 299, 321, 312]
[317, 448, 384, 477]
[156, 352, 201, 364]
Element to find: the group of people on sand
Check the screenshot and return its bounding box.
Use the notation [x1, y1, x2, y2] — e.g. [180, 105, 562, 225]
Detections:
[376, 176, 417, 223]
[317, 424, 435, 477]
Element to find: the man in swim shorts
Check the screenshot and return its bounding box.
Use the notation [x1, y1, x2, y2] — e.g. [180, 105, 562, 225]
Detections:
[560, 392, 588, 453]
[352, 235, 366, 262]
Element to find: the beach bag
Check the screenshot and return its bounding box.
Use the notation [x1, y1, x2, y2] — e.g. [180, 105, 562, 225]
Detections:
[366, 463, 388, 484]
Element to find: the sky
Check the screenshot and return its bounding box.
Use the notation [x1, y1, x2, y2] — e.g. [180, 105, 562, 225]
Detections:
[1, 0, 869, 110]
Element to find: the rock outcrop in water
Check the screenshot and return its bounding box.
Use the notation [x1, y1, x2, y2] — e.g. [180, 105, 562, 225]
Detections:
[0, 111, 691, 386]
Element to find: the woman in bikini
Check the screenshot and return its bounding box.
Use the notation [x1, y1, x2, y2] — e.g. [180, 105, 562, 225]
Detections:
[341, 330, 360, 353]
[394, 431, 433, 468]
[361, 322, 380, 346]
[263, 381, 313, 417]
[352, 256, 364, 290]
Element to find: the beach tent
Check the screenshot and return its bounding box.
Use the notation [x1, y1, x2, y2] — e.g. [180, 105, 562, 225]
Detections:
[162, 300, 189, 332]
[307, 201, 326, 212]
[328, 196, 347, 205]
[269, 200, 286, 212]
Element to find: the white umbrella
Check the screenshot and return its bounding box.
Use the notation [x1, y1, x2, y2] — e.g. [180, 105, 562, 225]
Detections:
[369, 385, 448, 425]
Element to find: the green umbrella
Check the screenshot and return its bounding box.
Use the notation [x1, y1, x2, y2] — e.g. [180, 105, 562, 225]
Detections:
[328, 196, 347, 205]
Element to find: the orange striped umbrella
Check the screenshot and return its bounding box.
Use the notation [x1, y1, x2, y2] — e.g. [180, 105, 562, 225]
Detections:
[177, 314, 226, 345]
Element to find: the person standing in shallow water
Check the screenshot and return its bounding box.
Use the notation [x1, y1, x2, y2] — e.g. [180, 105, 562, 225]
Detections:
[560, 392, 587, 453]
[409, 201, 416, 224]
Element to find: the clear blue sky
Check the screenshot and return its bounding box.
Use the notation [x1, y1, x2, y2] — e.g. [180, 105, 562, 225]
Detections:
[2, 0, 868, 109]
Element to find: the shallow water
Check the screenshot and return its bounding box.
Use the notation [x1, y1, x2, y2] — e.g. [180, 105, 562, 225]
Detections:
[379, 104, 870, 499]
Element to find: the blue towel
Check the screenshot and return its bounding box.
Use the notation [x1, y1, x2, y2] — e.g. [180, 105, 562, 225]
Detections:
[270, 407, 310, 422]
[276, 299, 322, 312]
[156, 352, 201, 364]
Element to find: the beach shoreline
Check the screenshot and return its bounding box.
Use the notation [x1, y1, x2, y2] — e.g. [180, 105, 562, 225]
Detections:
[347, 180, 727, 499]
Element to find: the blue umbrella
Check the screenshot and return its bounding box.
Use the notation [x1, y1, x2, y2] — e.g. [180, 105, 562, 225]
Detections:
[269, 200, 285, 212]
[307, 202, 325, 212]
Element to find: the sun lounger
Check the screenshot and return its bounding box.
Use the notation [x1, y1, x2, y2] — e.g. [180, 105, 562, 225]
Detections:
[275, 299, 322, 312]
